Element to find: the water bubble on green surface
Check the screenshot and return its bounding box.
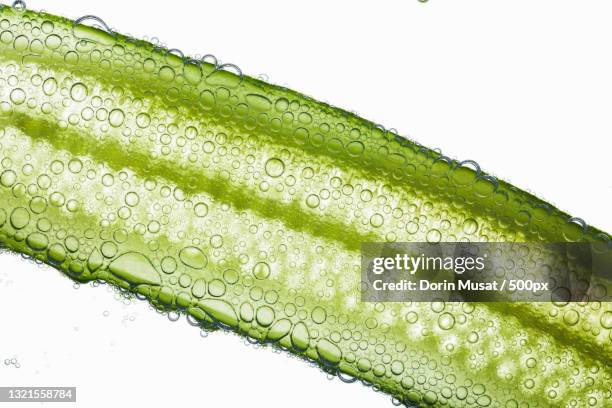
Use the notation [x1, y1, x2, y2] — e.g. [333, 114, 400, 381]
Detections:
[252, 262, 271, 279]
[267, 318, 292, 341]
[194, 202, 209, 217]
[179, 246, 207, 269]
[10, 207, 29, 229]
[70, 82, 88, 102]
[291, 321, 310, 351]
[199, 299, 238, 328]
[108, 109, 125, 127]
[316, 338, 342, 365]
[26, 232, 48, 251]
[256, 305, 275, 327]
[265, 158, 285, 178]
[109, 252, 161, 286]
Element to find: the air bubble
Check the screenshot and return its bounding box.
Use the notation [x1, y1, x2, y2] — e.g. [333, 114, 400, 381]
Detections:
[563, 217, 588, 241]
[68, 159, 83, 173]
[70, 82, 88, 102]
[1, 170, 17, 187]
[12, 1, 26, 11]
[223, 269, 239, 284]
[73, 15, 116, 45]
[256, 305, 275, 327]
[462, 218, 478, 235]
[438, 312, 455, 330]
[50, 160, 64, 174]
[426, 228, 442, 243]
[346, 141, 365, 156]
[268, 319, 292, 341]
[42, 78, 58, 96]
[357, 357, 372, 372]
[87, 248, 103, 272]
[48, 244, 67, 264]
[109, 252, 161, 286]
[210, 235, 223, 248]
[239, 302, 254, 322]
[194, 202, 209, 217]
[125, 192, 140, 207]
[102, 174, 114, 186]
[185, 126, 198, 140]
[316, 339, 342, 364]
[311, 306, 327, 324]
[291, 322, 310, 351]
[405, 312, 418, 324]
[246, 94, 272, 111]
[136, 113, 151, 128]
[49, 192, 65, 207]
[526, 357, 537, 368]
[199, 299, 238, 328]
[431, 301, 445, 313]
[95, 243, 117, 261]
[389, 360, 404, 375]
[265, 158, 285, 178]
[9, 88, 26, 105]
[191, 279, 206, 298]
[252, 262, 271, 279]
[301, 167, 314, 179]
[601, 311, 612, 329]
[179, 246, 207, 269]
[208, 279, 226, 297]
[44, 34, 62, 49]
[159, 66, 175, 82]
[108, 109, 125, 127]
[306, 194, 320, 208]
[65, 236, 79, 252]
[370, 213, 384, 228]
[41, 21, 54, 34]
[26, 232, 48, 251]
[563, 309, 580, 326]
[10, 207, 29, 229]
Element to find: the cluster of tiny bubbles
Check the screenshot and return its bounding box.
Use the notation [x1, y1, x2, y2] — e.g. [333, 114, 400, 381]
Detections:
[3, 356, 20, 368]
[4, 5, 511, 268]
[70, 12, 245, 85]
[1, 8, 608, 406]
[110, 283, 136, 305]
[121, 313, 137, 325]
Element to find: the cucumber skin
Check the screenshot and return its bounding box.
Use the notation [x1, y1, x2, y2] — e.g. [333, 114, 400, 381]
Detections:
[0, 7, 610, 407]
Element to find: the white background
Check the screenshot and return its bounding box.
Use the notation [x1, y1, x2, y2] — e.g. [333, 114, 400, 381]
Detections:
[1, 1, 612, 407]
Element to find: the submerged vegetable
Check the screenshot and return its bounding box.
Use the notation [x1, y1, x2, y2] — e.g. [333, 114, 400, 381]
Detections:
[0, 5, 610, 407]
